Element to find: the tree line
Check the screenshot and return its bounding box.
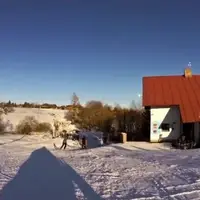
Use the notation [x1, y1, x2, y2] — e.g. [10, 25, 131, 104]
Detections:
[0, 101, 71, 110]
[65, 93, 150, 142]
[0, 93, 150, 141]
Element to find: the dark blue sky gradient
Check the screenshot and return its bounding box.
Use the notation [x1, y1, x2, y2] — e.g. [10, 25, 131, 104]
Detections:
[0, 0, 200, 106]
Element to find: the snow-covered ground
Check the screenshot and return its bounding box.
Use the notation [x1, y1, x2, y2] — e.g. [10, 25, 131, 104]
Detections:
[0, 135, 200, 199]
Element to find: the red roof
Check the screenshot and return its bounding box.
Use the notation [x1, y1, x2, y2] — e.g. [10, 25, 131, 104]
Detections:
[143, 74, 200, 123]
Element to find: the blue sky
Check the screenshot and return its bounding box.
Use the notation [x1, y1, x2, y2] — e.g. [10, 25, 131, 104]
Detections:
[0, 0, 200, 106]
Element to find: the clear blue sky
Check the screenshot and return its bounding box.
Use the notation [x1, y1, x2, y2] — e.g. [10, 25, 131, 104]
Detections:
[1, 0, 200, 106]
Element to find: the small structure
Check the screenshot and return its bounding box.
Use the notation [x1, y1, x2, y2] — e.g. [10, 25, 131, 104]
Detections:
[120, 132, 127, 143]
[143, 65, 200, 143]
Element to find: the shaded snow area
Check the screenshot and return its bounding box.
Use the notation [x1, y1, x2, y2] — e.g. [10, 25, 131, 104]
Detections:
[0, 136, 200, 199]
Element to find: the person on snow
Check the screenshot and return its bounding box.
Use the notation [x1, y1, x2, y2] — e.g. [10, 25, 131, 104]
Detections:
[82, 135, 87, 149]
[99, 137, 103, 146]
[60, 134, 68, 149]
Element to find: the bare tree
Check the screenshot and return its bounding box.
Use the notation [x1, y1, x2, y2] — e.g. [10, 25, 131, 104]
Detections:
[71, 92, 80, 106]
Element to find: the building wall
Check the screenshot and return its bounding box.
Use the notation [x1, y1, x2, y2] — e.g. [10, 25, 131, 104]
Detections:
[194, 123, 200, 143]
[150, 106, 181, 142]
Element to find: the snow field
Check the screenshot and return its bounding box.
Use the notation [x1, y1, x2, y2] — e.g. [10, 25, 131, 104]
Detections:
[0, 135, 200, 199]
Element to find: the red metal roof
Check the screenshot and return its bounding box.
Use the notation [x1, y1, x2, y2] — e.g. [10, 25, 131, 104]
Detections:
[143, 74, 200, 123]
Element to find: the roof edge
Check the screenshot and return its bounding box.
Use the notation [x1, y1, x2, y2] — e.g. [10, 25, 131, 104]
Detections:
[143, 74, 200, 79]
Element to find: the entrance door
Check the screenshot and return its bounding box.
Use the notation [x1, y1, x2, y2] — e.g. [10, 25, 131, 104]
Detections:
[182, 123, 194, 140]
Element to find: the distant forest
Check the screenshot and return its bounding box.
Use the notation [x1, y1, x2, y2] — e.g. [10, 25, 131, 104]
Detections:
[0, 100, 70, 110]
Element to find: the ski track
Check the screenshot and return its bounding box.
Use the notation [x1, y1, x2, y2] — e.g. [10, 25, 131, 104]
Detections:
[0, 135, 200, 199]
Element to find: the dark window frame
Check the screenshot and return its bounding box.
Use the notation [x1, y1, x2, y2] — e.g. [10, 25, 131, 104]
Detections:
[161, 123, 170, 131]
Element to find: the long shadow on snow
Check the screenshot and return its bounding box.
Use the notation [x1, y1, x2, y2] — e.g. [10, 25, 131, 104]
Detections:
[112, 145, 200, 167]
[112, 145, 151, 154]
[130, 145, 150, 151]
[0, 135, 26, 146]
[114, 147, 200, 198]
[120, 168, 200, 199]
[0, 147, 102, 200]
[112, 146, 200, 198]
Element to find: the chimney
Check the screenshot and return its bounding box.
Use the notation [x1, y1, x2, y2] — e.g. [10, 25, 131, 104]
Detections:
[184, 62, 192, 78]
[184, 68, 192, 78]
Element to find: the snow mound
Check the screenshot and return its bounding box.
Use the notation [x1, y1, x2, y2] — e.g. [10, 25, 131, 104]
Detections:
[78, 131, 103, 148]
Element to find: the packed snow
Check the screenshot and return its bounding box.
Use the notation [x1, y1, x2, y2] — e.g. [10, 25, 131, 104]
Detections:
[0, 134, 200, 199]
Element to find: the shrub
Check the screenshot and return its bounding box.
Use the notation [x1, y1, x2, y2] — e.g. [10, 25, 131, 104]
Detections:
[0, 107, 14, 134]
[16, 116, 53, 134]
[16, 116, 39, 135]
[35, 122, 52, 133]
[0, 118, 8, 134]
[3, 107, 15, 114]
[0, 106, 15, 115]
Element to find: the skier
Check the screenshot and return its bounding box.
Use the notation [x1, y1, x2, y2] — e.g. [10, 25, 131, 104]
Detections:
[60, 134, 68, 150]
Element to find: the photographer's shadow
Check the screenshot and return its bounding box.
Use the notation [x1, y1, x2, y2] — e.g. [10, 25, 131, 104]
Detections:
[0, 147, 102, 200]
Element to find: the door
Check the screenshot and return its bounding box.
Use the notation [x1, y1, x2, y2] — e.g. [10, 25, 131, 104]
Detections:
[182, 123, 194, 140]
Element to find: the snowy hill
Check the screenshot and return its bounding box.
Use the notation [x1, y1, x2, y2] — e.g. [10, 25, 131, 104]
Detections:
[1, 107, 76, 132]
[0, 135, 200, 199]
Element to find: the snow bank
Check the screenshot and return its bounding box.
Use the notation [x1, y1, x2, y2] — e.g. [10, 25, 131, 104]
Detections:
[78, 131, 103, 148]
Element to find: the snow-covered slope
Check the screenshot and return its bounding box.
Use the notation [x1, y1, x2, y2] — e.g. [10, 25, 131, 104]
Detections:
[2, 107, 76, 132]
[0, 135, 200, 199]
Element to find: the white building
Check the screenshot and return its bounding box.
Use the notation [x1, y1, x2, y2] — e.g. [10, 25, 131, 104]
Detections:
[143, 68, 200, 143]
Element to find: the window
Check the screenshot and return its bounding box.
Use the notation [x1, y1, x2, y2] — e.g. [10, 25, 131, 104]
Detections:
[161, 123, 170, 131]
